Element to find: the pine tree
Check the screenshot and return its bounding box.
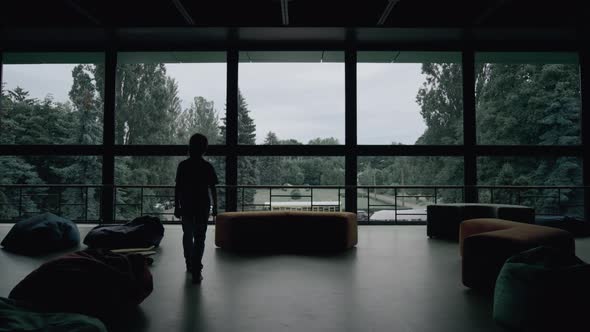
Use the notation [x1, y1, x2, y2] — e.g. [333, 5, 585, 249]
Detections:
[220, 89, 257, 207]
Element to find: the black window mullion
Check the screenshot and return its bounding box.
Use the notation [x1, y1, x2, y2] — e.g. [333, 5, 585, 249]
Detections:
[101, 48, 116, 223]
[462, 49, 477, 203]
[580, 49, 590, 220]
[225, 49, 239, 211]
[345, 48, 357, 213]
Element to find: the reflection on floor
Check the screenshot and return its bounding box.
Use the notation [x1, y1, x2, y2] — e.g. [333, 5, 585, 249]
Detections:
[1, 225, 590, 332]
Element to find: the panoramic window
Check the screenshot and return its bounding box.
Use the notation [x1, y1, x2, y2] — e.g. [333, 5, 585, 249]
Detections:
[114, 156, 225, 221]
[477, 156, 583, 216]
[238, 156, 344, 211]
[357, 51, 463, 145]
[115, 52, 226, 145]
[238, 51, 344, 145]
[1, 52, 104, 144]
[475, 52, 580, 145]
[0, 155, 102, 222]
[357, 156, 463, 222]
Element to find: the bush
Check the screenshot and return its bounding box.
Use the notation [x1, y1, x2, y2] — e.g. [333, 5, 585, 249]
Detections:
[290, 189, 302, 200]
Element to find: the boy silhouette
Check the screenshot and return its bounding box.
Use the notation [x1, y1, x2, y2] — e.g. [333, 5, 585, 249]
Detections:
[174, 133, 218, 284]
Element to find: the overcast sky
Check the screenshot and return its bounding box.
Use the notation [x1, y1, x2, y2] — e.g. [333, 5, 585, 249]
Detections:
[3, 62, 426, 145]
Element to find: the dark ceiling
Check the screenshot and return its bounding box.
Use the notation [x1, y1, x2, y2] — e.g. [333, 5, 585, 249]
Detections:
[0, 0, 587, 28]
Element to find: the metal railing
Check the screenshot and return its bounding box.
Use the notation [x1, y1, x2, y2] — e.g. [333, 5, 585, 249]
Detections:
[357, 185, 464, 224]
[0, 184, 586, 224]
[0, 184, 103, 223]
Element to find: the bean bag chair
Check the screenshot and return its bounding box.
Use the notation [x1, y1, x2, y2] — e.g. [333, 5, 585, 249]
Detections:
[0, 297, 106, 332]
[535, 215, 590, 237]
[494, 246, 590, 331]
[9, 249, 153, 319]
[1, 212, 80, 255]
[84, 215, 164, 249]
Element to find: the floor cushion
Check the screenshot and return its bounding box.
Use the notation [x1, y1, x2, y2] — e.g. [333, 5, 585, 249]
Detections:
[427, 203, 534, 240]
[460, 218, 574, 290]
[1, 212, 80, 255]
[216, 211, 357, 252]
[84, 215, 164, 249]
[494, 246, 590, 331]
[535, 215, 590, 237]
[9, 249, 153, 319]
[0, 297, 106, 332]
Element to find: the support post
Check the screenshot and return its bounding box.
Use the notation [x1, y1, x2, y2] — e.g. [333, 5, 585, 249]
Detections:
[345, 49, 358, 213]
[225, 49, 239, 212]
[101, 47, 116, 223]
[462, 49, 478, 203]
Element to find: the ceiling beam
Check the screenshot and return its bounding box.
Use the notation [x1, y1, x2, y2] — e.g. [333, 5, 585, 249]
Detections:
[65, 0, 101, 26]
[377, 0, 401, 26]
[473, 0, 511, 25]
[281, 0, 289, 26]
[171, 0, 195, 25]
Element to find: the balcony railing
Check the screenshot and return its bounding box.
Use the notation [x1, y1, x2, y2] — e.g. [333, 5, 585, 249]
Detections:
[0, 184, 586, 224]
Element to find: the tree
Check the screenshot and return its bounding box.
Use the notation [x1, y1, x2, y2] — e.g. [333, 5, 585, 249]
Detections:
[258, 132, 282, 185]
[52, 65, 103, 219]
[415, 63, 463, 145]
[177, 96, 220, 145]
[94, 63, 183, 218]
[308, 137, 340, 145]
[220, 90, 257, 206]
[413, 61, 582, 212]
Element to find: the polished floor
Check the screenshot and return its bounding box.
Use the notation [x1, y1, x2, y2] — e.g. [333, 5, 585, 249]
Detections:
[2, 224, 590, 332]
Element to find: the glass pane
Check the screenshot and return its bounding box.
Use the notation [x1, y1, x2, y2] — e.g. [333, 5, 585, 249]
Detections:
[357, 51, 463, 145]
[238, 51, 344, 145]
[475, 52, 580, 145]
[0, 155, 102, 222]
[357, 156, 464, 223]
[115, 52, 226, 145]
[238, 156, 344, 211]
[477, 156, 583, 217]
[114, 155, 224, 222]
[1, 52, 104, 144]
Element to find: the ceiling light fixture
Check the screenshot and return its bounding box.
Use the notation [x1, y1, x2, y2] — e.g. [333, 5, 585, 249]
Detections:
[281, 0, 290, 25]
[377, 0, 401, 26]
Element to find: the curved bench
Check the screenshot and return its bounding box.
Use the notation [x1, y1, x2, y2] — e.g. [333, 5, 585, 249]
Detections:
[215, 211, 357, 252]
[460, 218, 574, 290]
[427, 203, 535, 240]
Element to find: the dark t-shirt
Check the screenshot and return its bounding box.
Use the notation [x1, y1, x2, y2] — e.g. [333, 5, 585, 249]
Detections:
[175, 157, 219, 215]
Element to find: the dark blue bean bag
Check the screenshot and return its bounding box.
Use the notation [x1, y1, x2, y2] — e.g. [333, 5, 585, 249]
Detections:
[83, 215, 164, 249]
[1, 212, 80, 255]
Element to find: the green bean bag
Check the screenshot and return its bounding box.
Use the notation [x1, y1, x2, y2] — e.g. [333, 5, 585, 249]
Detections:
[493, 246, 590, 331]
[0, 297, 106, 332]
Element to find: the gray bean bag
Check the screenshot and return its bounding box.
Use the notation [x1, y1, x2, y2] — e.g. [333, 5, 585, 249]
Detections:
[1, 212, 80, 255]
[0, 297, 106, 332]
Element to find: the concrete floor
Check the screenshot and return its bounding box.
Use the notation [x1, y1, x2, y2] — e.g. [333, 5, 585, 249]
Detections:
[2, 224, 590, 332]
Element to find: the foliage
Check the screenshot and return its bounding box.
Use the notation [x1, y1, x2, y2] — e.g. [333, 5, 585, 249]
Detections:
[0, 60, 583, 220]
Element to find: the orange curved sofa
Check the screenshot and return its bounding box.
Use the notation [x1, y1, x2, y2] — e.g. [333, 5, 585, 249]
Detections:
[215, 211, 357, 252]
[460, 218, 574, 289]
